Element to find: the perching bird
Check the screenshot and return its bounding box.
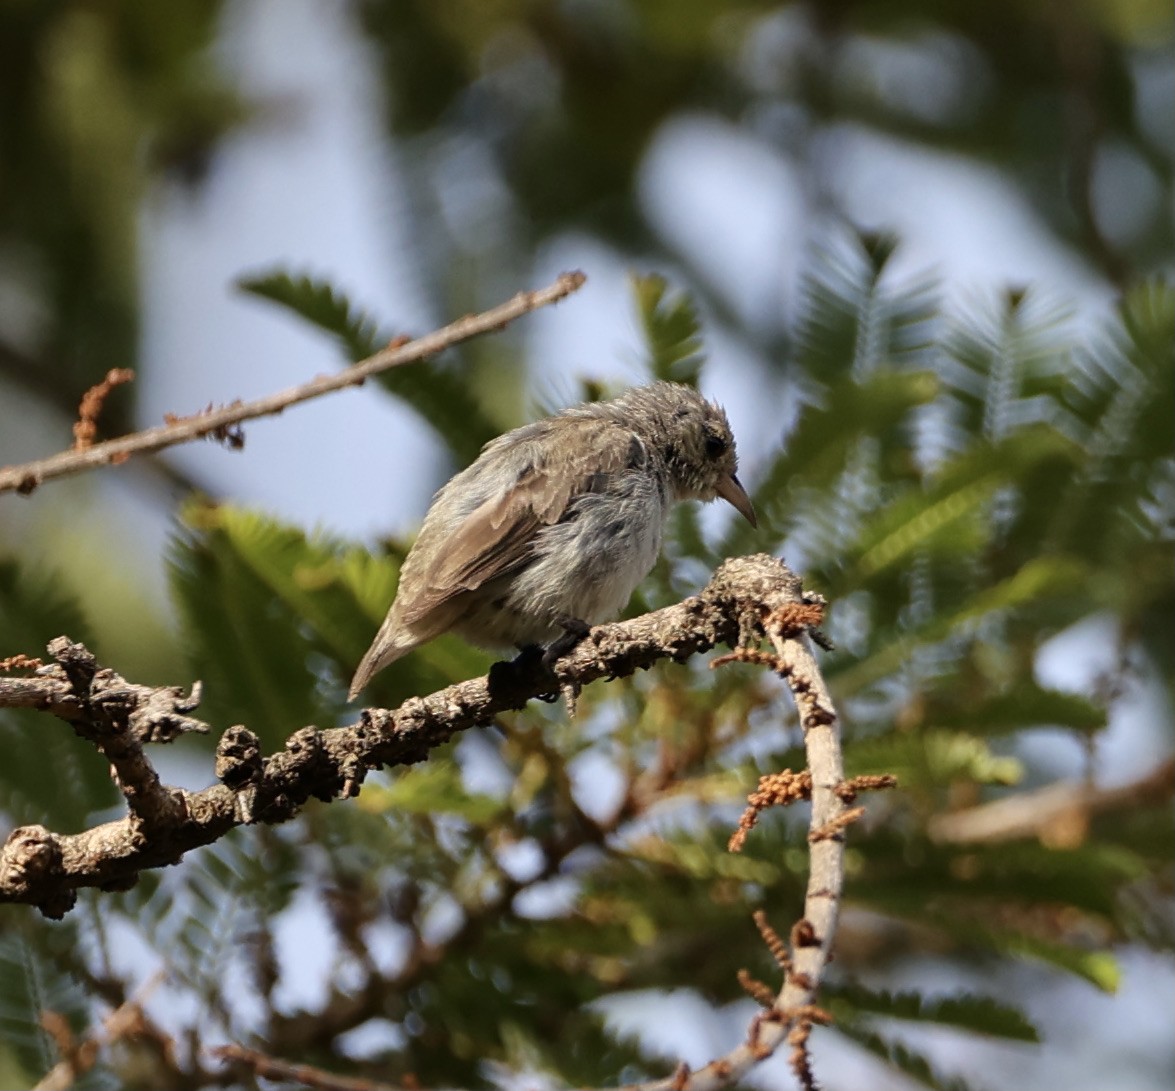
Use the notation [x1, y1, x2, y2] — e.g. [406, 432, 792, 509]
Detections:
[348, 381, 756, 699]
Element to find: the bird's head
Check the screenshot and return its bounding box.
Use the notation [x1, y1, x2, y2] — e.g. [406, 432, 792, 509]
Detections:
[613, 382, 757, 527]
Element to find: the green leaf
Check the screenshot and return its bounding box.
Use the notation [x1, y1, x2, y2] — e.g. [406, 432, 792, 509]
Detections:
[238, 268, 498, 463]
[168, 502, 483, 726]
[849, 828, 1149, 928]
[238, 269, 383, 359]
[0, 557, 93, 653]
[505, 1013, 654, 1087]
[928, 913, 1123, 991]
[630, 273, 705, 386]
[844, 429, 1079, 584]
[184, 503, 381, 667]
[0, 708, 119, 830]
[144, 826, 301, 1013]
[0, 919, 112, 1090]
[1044, 278, 1175, 567]
[0, 561, 116, 828]
[833, 554, 1089, 696]
[793, 232, 938, 382]
[360, 760, 506, 824]
[827, 983, 1039, 1041]
[1061, 278, 1174, 462]
[168, 503, 333, 740]
[837, 1023, 979, 1091]
[923, 682, 1106, 737]
[845, 728, 1022, 788]
[939, 287, 1072, 456]
[722, 369, 939, 557]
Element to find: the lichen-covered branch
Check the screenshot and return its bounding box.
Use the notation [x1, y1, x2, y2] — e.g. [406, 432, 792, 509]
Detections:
[0, 553, 808, 921]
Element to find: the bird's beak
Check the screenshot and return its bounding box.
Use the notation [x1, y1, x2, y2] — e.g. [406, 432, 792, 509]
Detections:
[716, 473, 757, 527]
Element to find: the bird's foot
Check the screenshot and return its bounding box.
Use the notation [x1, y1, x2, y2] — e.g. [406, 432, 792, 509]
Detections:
[542, 616, 591, 672]
[488, 644, 543, 693]
[488, 644, 562, 705]
[543, 618, 589, 717]
[487, 626, 587, 714]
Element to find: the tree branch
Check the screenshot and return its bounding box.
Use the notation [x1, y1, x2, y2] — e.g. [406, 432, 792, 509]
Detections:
[0, 553, 809, 922]
[928, 757, 1175, 845]
[212, 1044, 402, 1091]
[608, 594, 849, 1091]
[270, 589, 851, 1091]
[0, 272, 586, 496]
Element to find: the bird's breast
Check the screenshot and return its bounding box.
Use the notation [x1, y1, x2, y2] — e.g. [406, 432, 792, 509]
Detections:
[490, 470, 669, 631]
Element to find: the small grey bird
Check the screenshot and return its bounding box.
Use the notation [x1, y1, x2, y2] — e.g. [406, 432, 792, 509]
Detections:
[348, 381, 755, 699]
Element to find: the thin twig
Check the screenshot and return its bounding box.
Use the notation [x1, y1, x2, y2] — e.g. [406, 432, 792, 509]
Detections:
[212, 1043, 404, 1091]
[34, 971, 166, 1091]
[0, 272, 586, 496]
[737, 969, 778, 1009]
[728, 770, 812, 853]
[753, 909, 792, 975]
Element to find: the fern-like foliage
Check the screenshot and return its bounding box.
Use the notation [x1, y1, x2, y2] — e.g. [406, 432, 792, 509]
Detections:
[167, 500, 490, 732]
[0, 561, 115, 827]
[238, 270, 384, 360]
[0, 559, 94, 653]
[630, 272, 706, 386]
[826, 982, 1039, 1041]
[836, 1023, 979, 1091]
[0, 919, 116, 1091]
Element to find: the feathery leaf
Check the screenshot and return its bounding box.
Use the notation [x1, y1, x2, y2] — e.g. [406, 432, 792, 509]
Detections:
[238, 268, 498, 462]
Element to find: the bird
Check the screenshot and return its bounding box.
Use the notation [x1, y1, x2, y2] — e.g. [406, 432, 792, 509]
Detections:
[348, 381, 756, 700]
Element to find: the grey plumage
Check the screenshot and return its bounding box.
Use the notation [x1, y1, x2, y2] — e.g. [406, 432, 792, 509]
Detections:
[348, 381, 755, 699]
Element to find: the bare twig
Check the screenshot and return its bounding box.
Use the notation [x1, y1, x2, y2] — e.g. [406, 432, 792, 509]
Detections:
[753, 909, 792, 975]
[212, 1043, 404, 1091]
[0, 272, 586, 495]
[0, 554, 804, 919]
[737, 969, 778, 1009]
[928, 758, 1175, 846]
[837, 774, 899, 801]
[810, 805, 865, 842]
[34, 971, 166, 1091]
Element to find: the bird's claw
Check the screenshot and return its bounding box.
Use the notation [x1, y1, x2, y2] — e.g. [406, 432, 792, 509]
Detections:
[542, 616, 591, 672]
[488, 625, 587, 714]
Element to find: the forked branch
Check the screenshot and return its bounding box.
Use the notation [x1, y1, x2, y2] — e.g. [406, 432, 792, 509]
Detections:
[3, 554, 864, 1091]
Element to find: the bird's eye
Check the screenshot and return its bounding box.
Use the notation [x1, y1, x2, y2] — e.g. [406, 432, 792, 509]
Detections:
[704, 431, 729, 459]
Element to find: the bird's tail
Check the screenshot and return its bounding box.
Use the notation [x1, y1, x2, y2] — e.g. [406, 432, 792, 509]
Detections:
[347, 630, 411, 701]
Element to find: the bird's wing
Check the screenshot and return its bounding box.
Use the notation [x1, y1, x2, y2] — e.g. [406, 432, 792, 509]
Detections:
[397, 419, 643, 627]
